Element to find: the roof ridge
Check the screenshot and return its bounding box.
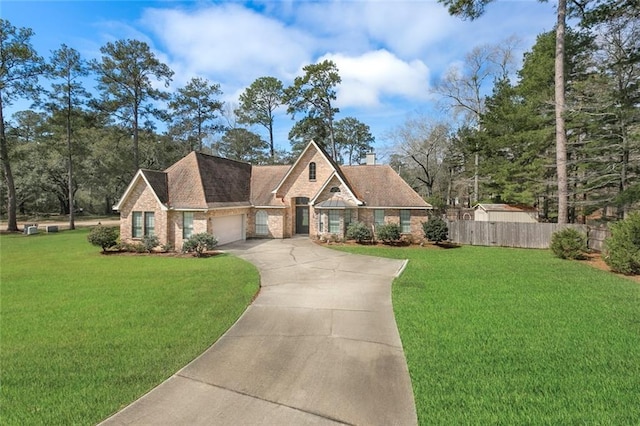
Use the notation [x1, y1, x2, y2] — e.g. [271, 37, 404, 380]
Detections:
[193, 150, 252, 166]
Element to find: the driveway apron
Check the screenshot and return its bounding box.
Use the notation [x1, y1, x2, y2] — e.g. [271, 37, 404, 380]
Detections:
[100, 238, 417, 425]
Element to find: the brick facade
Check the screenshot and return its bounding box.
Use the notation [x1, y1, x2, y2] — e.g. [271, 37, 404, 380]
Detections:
[115, 141, 431, 248]
[248, 208, 285, 239]
[314, 208, 428, 241]
[119, 177, 167, 244]
[275, 148, 339, 238]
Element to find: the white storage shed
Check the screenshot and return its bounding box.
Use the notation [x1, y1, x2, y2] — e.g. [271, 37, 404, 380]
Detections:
[474, 204, 538, 223]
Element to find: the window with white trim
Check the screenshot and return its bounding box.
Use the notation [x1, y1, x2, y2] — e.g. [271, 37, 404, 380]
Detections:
[309, 162, 316, 180]
[132, 211, 155, 238]
[374, 209, 385, 227]
[255, 210, 268, 235]
[345, 209, 353, 227]
[183, 212, 194, 239]
[329, 210, 340, 233]
[400, 210, 411, 233]
[144, 212, 155, 236]
[132, 212, 143, 238]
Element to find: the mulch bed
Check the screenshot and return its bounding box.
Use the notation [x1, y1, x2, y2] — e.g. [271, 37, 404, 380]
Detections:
[101, 250, 223, 258]
[581, 253, 640, 283]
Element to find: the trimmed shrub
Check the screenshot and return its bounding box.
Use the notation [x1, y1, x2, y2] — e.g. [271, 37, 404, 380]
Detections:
[117, 241, 146, 253]
[141, 234, 160, 253]
[376, 223, 401, 244]
[87, 225, 119, 252]
[182, 232, 218, 257]
[328, 234, 343, 243]
[346, 221, 373, 243]
[423, 217, 448, 244]
[550, 228, 588, 260]
[604, 213, 640, 275]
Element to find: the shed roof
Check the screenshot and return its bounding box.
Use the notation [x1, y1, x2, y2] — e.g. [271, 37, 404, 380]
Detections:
[474, 203, 537, 213]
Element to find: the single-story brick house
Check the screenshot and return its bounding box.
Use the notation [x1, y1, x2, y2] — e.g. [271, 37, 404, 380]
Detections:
[114, 141, 432, 248]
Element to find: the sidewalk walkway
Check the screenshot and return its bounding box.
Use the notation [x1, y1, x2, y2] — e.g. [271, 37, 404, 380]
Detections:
[100, 238, 417, 425]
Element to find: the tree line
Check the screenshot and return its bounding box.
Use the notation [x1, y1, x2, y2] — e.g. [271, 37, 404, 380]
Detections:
[390, 0, 638, 223]
[0, 19, 374, 231]
[1, 0, 638, 232]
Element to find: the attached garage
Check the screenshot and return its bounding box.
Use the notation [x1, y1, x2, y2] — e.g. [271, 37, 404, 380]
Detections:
[210, 214, 245, 245]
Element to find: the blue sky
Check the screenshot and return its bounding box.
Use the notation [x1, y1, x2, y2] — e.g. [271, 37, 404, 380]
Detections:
[3, 0, 558, 155]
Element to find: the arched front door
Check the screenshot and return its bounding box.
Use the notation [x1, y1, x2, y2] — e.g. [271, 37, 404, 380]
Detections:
[295, 197, 309, 234]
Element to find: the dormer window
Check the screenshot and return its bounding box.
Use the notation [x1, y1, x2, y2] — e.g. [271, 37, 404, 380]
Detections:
[330, 186, 340, 193]
[309, 162, 316, 181]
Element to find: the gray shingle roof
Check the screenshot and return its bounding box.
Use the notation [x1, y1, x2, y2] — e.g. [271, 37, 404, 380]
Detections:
[165, 152, 251, 209]
[140, 170, 168, 204]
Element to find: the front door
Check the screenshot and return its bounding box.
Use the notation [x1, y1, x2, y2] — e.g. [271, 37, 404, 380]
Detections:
[295, 197, 309, 234]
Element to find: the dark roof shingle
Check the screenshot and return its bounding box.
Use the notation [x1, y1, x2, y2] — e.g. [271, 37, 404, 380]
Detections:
[140, 170, 168, 204]
[165, 152, 252, 209]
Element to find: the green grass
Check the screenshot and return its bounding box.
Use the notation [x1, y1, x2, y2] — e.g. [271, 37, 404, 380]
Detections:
[333, 244, 640, 425]
[1, 229, 260, 425]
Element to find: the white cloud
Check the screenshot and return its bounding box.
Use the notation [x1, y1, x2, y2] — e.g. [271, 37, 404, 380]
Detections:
[288, 1, 454, 58]
[135, 1, 555, 143]
[141, 4, 313, 86]
[322, 50, 430, 108]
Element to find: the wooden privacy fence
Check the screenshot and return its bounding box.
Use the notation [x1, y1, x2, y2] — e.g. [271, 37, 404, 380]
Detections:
[446, 221, 610, 251]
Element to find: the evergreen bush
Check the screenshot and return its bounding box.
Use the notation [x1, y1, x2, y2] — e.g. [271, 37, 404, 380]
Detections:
[142, 234, 160, 253]
[87, 225, 119, 252]
[423, 217, 448, 244]
[346, 221, 373, 243]
[182, 233, 218, 257]
[604, 213, 640, 275]
[550, 228, 588, 260]
[376, 223, 401, 243]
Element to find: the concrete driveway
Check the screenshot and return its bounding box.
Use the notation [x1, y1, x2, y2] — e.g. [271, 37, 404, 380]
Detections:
[100, 238, 417, 425]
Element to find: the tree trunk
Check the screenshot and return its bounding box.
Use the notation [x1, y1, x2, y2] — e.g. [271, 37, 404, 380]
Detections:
[328, 115, 337, 162]
[104, 195, 112, 215]
[555, 0, 569, 224]
[618, 119, 628, 218]
[268, 121, 275, 159]
[133, 100, 140, 171]
[473, 151, 479, 205]
[0, 94, 19, 232]
[67, 90, 75, 230]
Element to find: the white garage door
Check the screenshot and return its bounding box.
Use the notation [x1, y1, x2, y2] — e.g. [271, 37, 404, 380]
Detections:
[211, 215, 245, 246]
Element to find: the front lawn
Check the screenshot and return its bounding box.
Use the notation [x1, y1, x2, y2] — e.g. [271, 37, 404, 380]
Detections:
[333, 245, 640, 425]
[1, 229, 259, 425]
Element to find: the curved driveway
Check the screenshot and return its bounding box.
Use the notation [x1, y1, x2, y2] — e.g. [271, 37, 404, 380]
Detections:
[101, 238, 417, 425]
